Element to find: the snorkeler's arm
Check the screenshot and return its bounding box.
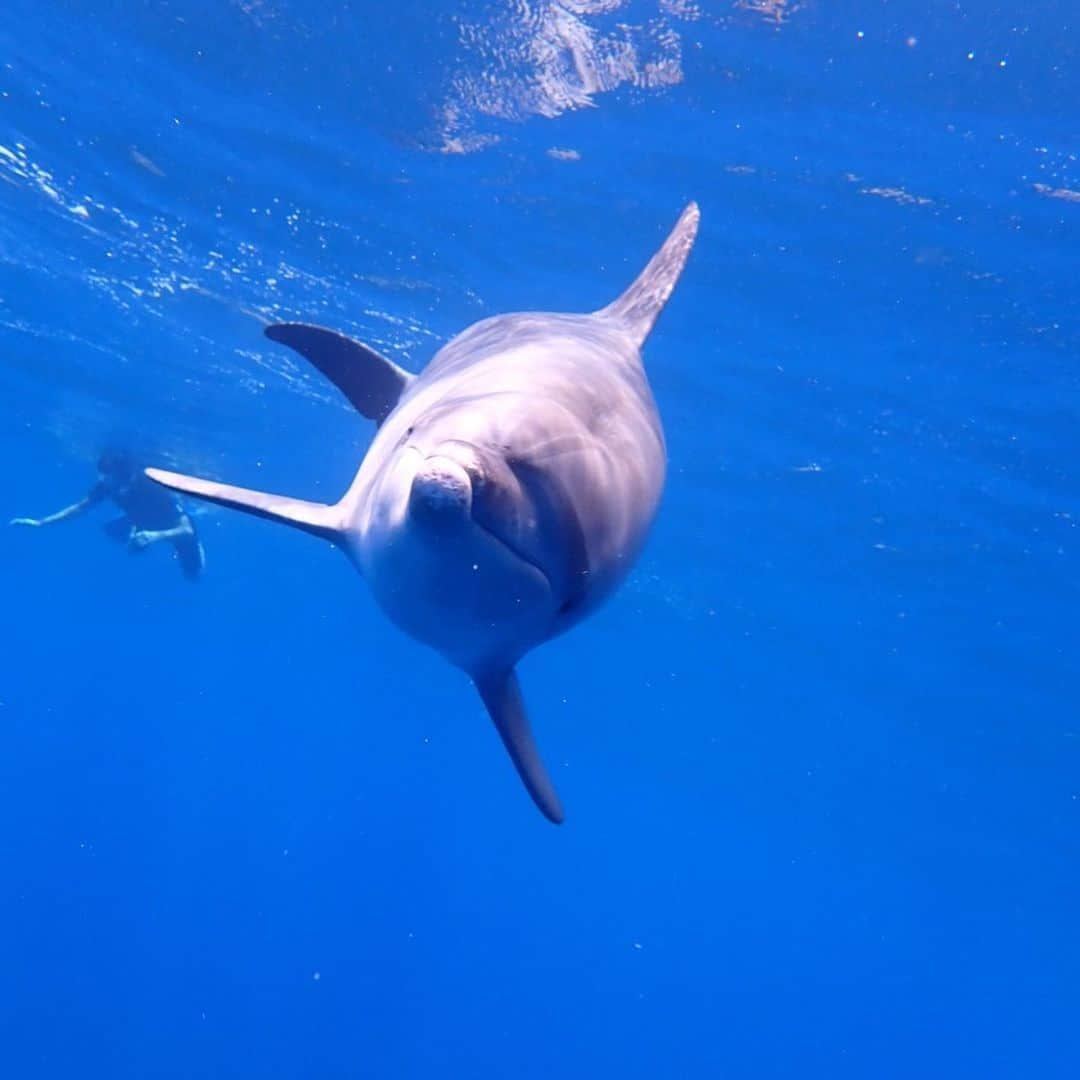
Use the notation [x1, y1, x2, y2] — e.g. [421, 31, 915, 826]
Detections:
[129, 513, 195, 547]
[10, 486, 106, 528]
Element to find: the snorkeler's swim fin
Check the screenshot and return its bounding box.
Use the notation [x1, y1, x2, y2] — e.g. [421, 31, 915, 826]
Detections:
[102, 516, 132, 545]
[145, 469, 343, 543]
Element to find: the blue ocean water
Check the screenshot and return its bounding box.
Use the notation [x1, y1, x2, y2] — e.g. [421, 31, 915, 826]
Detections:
[1, 1, 1077, 1076]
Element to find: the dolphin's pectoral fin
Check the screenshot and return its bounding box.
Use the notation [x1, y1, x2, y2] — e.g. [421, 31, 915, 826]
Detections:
[145, 468, 341, 542]
[264, 323, 413, 423]
[475, 668, 564, 825]
[598, 201, 700, 348]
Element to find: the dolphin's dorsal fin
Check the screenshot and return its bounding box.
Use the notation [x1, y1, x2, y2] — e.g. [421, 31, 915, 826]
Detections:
[475, 668, 564, 824]
[146, 468, 342, 541]
[265, 323, 413, 423]
[598, 201, 700, 348]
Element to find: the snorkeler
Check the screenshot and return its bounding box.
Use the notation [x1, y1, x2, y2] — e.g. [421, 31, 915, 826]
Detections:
[10, 448, 206, 580]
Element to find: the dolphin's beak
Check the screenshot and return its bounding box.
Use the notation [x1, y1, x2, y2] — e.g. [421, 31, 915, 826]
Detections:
[407, 454, 474, 527]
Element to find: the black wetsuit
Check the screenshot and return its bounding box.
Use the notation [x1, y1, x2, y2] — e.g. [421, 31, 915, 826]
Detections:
[94, 472, 205, 579]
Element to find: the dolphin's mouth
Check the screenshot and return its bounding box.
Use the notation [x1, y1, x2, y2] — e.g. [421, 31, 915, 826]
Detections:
[472, 515, 554, 593]
[406, 442, 555, 591]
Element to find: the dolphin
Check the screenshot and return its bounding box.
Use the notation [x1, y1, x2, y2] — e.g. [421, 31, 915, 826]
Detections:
[148, 202, 700, 823]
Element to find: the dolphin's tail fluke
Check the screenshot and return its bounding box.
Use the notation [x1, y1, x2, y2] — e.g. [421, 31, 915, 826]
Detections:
[475, 668, 564, 825]
[598, 201, 700, 348]
[145, 468, 343, 542]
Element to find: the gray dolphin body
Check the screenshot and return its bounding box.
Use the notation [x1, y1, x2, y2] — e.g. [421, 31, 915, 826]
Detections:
[149, 203, 699, 823]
